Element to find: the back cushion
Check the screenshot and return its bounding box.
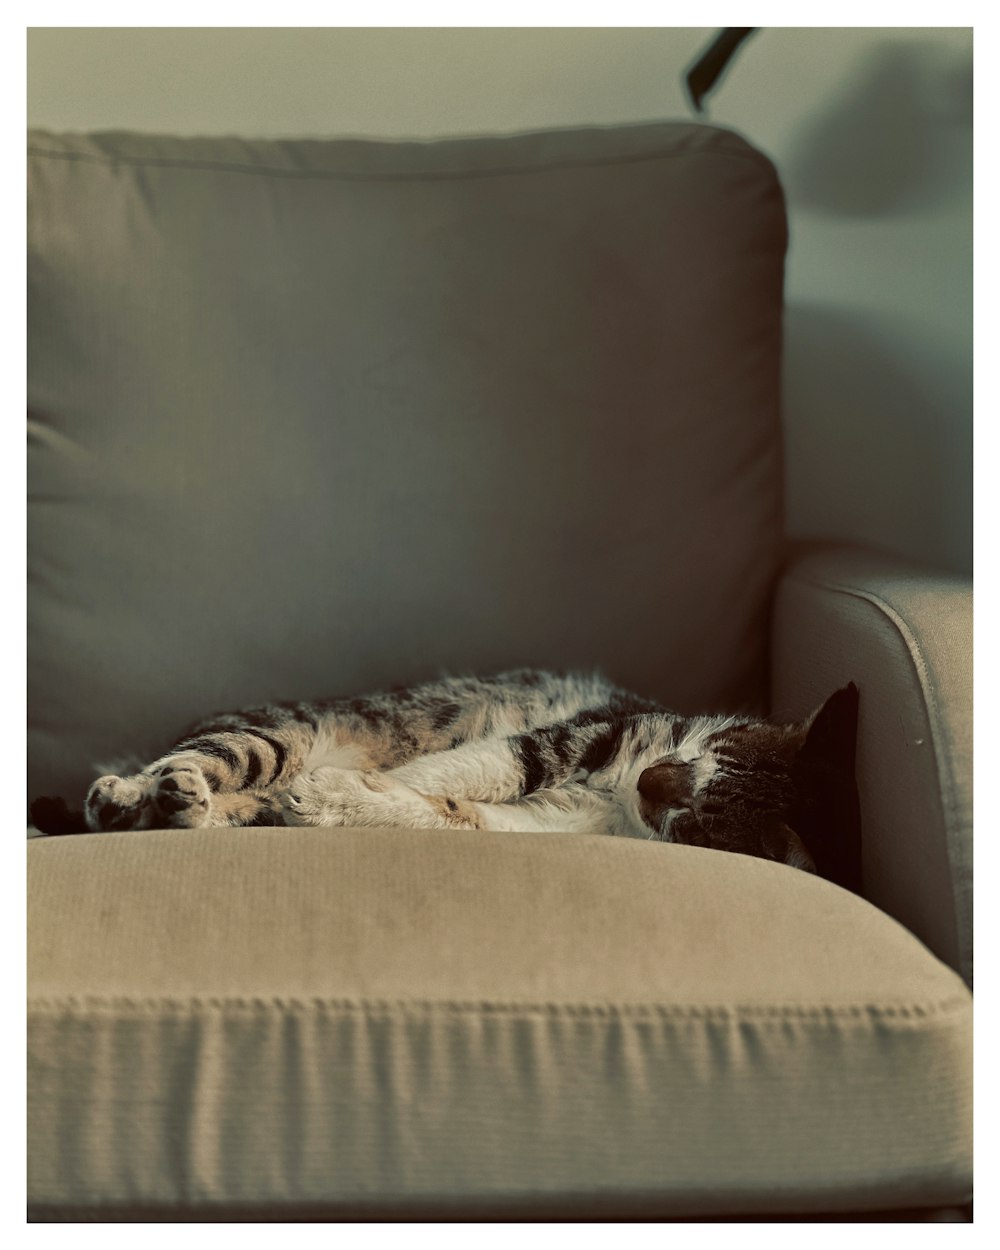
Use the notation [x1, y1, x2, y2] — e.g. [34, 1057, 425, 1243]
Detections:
[28, 123, 787, 801]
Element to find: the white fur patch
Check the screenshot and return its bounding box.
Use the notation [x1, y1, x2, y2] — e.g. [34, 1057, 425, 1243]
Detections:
[672, 714, 733, 791]
[691, 752, 719, 793]
[393, 737, 522, 803]
[303, 726, 372, 772]
[471, 784, 646, 839]
[673, 717, 717, 763]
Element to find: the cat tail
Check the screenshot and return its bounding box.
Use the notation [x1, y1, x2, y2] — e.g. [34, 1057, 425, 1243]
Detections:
[29, 795, 90, 836]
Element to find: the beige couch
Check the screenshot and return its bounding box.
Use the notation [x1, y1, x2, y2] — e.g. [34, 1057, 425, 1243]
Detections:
[27, 122, 971, 1220]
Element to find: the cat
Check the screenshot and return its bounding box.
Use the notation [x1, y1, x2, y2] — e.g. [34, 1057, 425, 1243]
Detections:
[30, 669, 861, 888]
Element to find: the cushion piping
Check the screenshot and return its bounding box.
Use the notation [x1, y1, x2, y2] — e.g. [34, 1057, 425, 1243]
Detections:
[27, 993, 972, 1019]
[26, 138, 776, 185]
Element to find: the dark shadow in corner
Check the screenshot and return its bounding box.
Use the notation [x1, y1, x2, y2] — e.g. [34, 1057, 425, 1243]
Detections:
[782, 302, 971, 575]
[783, 37, 972, 216]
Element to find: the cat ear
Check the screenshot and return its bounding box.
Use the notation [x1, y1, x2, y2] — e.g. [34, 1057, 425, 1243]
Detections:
[775, 823, 817, 873]
[798, 683, 859, 771]
[792, 684, 863, 894]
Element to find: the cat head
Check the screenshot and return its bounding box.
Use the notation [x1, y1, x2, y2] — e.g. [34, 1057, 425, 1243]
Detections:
[637, 684, 861, 890]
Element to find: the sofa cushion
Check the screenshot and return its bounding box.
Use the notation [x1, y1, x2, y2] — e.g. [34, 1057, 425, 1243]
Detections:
[27, 827, 972, 1219]
[28, 123, 786, 804]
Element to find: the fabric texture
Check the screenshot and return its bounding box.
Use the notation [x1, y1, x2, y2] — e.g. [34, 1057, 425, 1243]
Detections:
[770, 544, 973, 987]
[28, 122, 786, 805]
[28, 826, 972, 1219]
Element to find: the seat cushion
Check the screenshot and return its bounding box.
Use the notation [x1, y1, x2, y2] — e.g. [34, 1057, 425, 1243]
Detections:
[27, 827, 972, 1219]
[28, 122, 786, 804]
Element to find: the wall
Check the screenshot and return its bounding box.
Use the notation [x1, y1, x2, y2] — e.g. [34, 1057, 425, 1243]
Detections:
[27, 26, 973, 573]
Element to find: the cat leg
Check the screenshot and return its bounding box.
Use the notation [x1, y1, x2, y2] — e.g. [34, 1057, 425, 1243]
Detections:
[278, 717, 629, 830]
[279, 767, 486, 830]
[280, 769, 621, 836]
[82, 704, 332, 831]
[276, 734, 540, 829]
[84, 743, 287, 832]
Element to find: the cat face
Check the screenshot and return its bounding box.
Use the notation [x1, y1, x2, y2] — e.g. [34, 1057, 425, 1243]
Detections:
[637, 685, 861, 887]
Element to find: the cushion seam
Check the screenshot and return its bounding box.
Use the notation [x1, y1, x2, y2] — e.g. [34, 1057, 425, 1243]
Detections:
[26, 994, 971, 1018]
[26, 141, 776, 185]
[785, 569, 971, 984]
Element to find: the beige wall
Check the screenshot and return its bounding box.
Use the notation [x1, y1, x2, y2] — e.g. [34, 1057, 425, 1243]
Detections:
[27, 27, 972, 573]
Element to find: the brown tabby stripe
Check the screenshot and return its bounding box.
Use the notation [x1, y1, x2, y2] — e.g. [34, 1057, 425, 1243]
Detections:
[173, 737, 245, 781]
[241, 742, 264, 788]
[239, 728, 288, 786]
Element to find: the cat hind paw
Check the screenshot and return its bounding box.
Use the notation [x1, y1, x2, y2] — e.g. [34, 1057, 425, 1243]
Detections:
[279, 768, 417, 827]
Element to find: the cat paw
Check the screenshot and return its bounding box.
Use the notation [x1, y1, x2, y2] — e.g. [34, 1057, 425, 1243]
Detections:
[279, 768, 420, 828]
[150, 766, 213, 828]
[86, 774, 155, 831]
[86, 767, 214, 831]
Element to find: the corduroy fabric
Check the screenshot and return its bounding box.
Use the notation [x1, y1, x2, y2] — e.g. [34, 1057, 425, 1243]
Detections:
[28, 827, 972, 1219]
[770, 545, 973, 987]
[28, 122, 786, 804]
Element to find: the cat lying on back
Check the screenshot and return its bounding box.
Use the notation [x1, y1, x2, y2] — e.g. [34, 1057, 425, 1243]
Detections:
[31, 669, 861, 888]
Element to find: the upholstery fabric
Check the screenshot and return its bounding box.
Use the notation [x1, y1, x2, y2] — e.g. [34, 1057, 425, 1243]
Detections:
[28, 826, 972, 1220]
[28, 123, 786, 805]
[770, 545, 973, 987]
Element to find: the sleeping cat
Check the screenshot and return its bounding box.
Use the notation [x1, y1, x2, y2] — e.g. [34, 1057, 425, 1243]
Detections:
[31, 669, 861, 888]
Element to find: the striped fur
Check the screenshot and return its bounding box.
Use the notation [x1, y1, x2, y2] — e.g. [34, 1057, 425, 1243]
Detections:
[72, 670, 859, 882]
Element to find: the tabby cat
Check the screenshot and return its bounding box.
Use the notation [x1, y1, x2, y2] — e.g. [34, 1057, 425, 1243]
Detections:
[31, 669, 861, 887]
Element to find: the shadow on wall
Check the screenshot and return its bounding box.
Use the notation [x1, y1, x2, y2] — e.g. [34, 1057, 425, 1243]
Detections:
[782, 303, 972, 575]
[782, 36, 972, 216]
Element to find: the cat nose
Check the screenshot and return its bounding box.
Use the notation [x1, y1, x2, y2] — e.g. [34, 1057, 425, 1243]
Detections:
[638, 761, 693, 807]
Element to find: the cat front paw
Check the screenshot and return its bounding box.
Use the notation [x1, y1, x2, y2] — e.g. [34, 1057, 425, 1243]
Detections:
[86, 774, 155, 831]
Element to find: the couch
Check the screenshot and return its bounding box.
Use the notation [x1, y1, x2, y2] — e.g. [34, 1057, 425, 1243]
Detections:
[27, 121, 972, 1220]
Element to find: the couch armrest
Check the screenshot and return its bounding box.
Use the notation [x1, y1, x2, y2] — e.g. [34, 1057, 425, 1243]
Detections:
[770, 544, 972, 986]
